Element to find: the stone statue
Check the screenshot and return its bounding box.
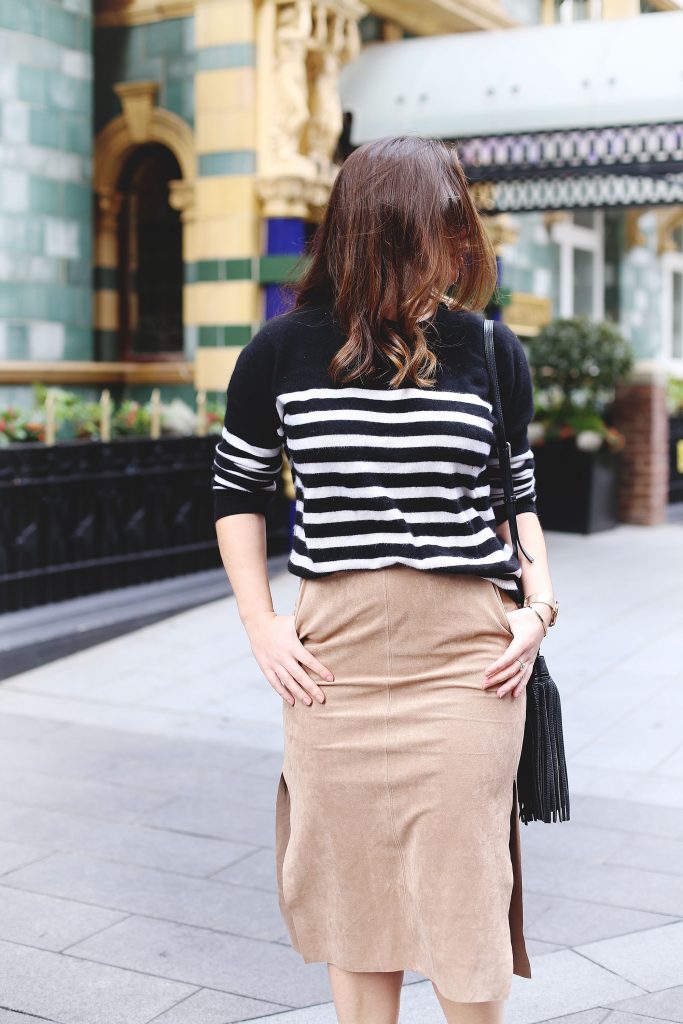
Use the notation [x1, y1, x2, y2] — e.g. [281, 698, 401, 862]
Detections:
[272, 1, 316, 177]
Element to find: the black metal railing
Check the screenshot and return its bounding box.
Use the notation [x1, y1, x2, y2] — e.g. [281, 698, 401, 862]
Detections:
[0, 437, 290, 613]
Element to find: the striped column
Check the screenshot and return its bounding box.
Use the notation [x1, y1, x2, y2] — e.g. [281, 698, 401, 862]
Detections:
[186, 0, 260, 349]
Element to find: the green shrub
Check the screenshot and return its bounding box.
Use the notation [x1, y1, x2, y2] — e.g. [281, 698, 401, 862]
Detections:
[527, 316, 634, 451]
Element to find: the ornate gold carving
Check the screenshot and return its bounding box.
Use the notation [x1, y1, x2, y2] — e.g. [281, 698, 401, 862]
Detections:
[470, 181, 496, 214]
[625, 210, 647, 250]
[256, 173, 335, 218]
[363, 0, 515, 35]
[95, 0, 194, 28]
[168, 179, 196, 221]
[483, 213, 518, 252]
[656, 206, 683, 254]
[257, 0, 365, 218]
[95, 94, 195, 200]
[502, 293, 552, 337]
[0, 361, 194, 386]
[94, 88, 196, 335]
[543, 211, 570, 228]
[272, 2, 316, 179]
[113, 81, 159, 143]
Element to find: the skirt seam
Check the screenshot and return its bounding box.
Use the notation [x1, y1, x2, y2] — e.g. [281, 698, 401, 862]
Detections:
[382, 568, 438, 987]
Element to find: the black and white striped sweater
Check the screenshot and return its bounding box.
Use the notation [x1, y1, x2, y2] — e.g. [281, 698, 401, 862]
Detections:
[212, 301, 538, 594]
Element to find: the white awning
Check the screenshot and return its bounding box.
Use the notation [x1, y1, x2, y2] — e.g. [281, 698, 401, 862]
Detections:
[339, 11, 683, 143]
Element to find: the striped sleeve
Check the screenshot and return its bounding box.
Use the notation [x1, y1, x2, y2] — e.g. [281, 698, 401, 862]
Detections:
[212, 329, 283, 521]
[484, 320, 538, 526]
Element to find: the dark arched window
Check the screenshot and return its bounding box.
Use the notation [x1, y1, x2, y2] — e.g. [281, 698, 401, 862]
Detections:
[117, 143, 183, 359]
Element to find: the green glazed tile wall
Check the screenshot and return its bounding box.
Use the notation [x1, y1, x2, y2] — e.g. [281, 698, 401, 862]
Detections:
[0, 0, 93, 367]
[94, 17, 195, 133]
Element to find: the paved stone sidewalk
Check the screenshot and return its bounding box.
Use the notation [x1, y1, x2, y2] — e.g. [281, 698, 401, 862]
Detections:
[0, 524, 681, 1024]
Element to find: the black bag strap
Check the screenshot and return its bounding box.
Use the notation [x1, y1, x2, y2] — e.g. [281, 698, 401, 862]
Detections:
[483, 318, 535, 568]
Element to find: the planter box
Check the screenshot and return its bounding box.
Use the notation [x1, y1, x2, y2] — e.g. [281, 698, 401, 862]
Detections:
[532, 439, 621, 534]
[0, 436, 291, 613]
[670, 414, 683, 506]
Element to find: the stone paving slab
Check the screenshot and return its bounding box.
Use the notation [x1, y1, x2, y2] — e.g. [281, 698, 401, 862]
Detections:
[575, 921, 683, 991]
[0, 885, 127, 952]
[0, 836, 46, 875]
[149, 988, 290, 1024]
[0, 801, 254, 877]
[0, 1012, 58, 1024]
[0, 850, 286, 941]
[0, 762, 171, 822]
[0, 938, 196, 1024]
[607, 983, 683, 1022]
[65, 914, 336, 1007]
[523, 896, 674, 947]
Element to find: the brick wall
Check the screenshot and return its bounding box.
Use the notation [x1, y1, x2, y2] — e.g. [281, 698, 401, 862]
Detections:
[612, 368, 670, 525]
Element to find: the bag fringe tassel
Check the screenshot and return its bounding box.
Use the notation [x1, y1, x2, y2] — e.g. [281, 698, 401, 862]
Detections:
[516, 655, 571, 825]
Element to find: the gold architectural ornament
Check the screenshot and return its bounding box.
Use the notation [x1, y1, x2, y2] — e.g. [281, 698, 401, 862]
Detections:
[271, 1, 317, 179]
[366, 0, 515, 34]
[256, 175, 334, 219]
[0, 360, 194, 386]
[656, 206, 683, 253]
[113, 80, 159, 142]
[483, 213, 519, 253]
[502, 293, 552, 338]
[542, 211, 571, 229]
[168, 179, 196, 221]
[256, 0, 365, 219]
[305, 5, 360, 174]
[625, 210, 647, 250]
[94, 87, 196, 339]
[469, 181, 496, 214]
[95, 0, 194, 28]
[95, 90, 196, 210]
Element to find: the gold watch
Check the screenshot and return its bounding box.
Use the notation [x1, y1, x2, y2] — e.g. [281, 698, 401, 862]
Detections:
[523, 592, 559, 627]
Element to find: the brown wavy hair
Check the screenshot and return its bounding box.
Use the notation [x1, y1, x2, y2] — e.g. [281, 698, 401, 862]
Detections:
[291, 135, 498, 389]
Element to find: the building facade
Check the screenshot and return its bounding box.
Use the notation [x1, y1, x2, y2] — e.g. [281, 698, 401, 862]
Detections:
[1, 0, 681, 522]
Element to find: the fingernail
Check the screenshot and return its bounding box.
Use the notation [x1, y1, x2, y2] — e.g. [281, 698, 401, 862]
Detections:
[326, 674, 334, 681]
[316, 694, 325, 703]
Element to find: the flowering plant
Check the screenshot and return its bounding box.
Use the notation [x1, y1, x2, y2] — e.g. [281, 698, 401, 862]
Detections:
[529, 399, 625, 452]
[0, 407, 45, 445]
[667, 377, 683, 416]
[527, 316, 633, 454]
[205, 398, 226, 434]
[112, 400, 152, 437]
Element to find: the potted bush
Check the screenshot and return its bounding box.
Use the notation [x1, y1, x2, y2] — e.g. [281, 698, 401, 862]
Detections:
[527, 316, 634, 533]
[667, 377, 683, 506]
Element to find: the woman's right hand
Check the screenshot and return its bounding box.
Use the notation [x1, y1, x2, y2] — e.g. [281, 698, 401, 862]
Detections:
[244, 610, 332, 706]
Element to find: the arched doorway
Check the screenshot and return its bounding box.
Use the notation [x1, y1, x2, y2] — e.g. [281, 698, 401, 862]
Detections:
[117, 143, 183, 359]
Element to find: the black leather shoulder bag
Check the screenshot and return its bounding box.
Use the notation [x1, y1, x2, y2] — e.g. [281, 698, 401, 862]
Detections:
[483, 318, 571, 825]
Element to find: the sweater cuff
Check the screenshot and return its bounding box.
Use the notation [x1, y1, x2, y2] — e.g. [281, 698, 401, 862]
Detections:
[213, 488, 273, 522]
[493, 494, 538, 526]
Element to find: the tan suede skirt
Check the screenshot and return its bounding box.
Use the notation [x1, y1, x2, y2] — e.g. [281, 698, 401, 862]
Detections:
[275, 565, 532, 1003]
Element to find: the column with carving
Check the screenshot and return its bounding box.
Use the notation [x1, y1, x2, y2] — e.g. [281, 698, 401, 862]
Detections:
[256, 0, 365, 317]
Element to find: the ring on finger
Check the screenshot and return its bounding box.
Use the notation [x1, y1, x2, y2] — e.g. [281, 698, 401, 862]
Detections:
[517, 658, 527, 672]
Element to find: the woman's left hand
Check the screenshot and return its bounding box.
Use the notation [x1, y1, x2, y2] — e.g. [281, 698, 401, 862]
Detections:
[483, 608, 545, 699]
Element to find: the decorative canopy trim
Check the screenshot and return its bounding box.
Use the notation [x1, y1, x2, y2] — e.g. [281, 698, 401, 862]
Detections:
[459, 123, 683, 182]
[483, 174, 683, 214]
